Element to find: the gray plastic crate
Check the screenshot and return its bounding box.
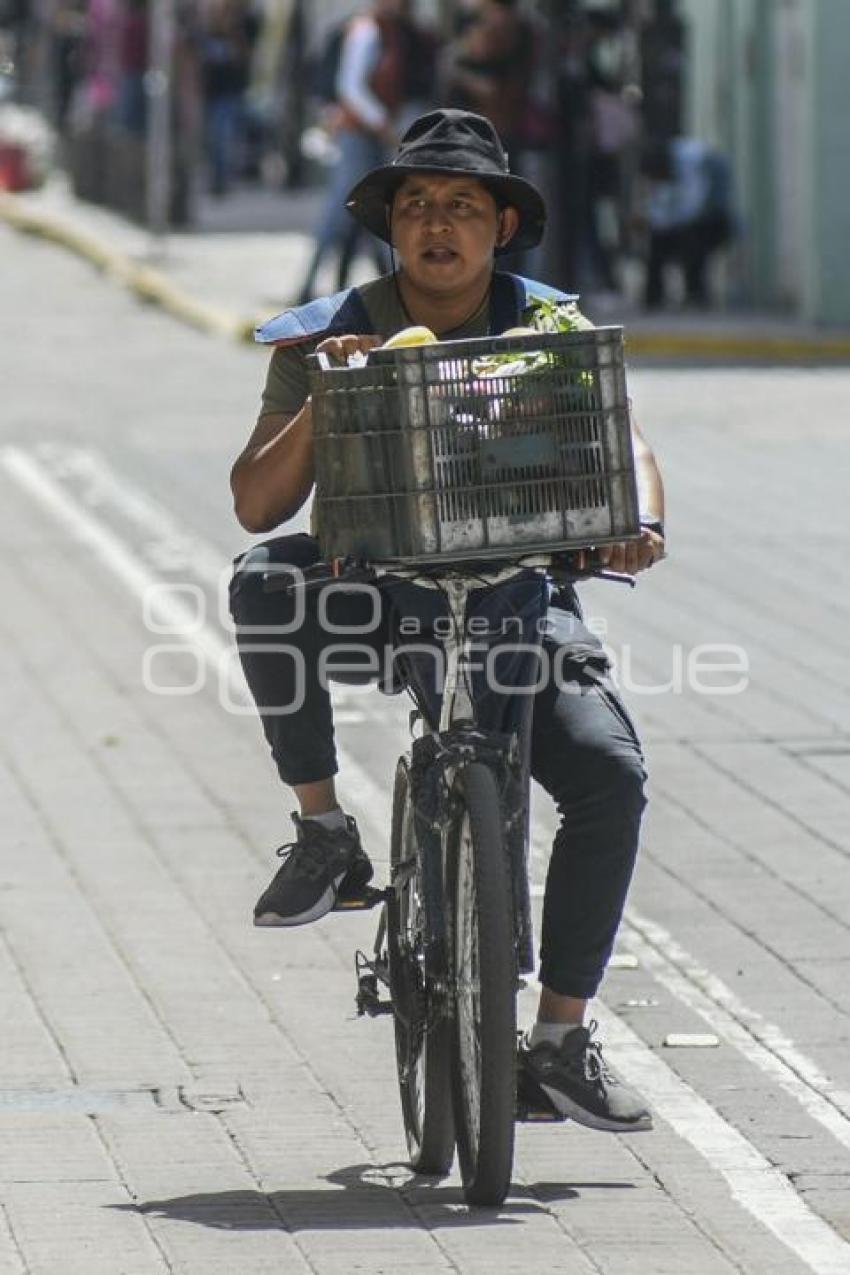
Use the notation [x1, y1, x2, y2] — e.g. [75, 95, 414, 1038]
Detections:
[308, 326, 639, 565]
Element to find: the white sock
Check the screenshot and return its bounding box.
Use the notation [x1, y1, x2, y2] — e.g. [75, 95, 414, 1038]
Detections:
[302, 807, 348, 832]
[528, 1021, 582, 1048]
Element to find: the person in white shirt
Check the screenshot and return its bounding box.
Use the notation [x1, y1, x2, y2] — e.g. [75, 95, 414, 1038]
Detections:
[297, 0, 408, 303]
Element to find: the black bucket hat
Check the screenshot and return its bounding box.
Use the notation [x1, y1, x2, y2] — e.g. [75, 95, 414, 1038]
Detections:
[345, 109, 547, 254]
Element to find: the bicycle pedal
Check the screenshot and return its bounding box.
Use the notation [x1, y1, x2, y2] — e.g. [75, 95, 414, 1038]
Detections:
[355, 972, 393, 1017]
[334, 885, 390, 912]
[354, 949, 393, 1018]
[516, 1102, 568, 1124]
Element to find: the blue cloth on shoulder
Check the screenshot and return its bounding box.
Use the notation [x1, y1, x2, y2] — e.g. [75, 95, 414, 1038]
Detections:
[254, 273, 579, 347]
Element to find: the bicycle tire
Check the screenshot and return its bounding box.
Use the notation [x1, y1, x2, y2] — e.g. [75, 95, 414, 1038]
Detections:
[387, 757, 455, 1175]
[449, 761, 516, 1207]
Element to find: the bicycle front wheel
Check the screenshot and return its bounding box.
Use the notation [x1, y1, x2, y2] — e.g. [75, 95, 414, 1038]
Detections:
[387, 757, 455, 1175]
[449, 761, 516, 1207]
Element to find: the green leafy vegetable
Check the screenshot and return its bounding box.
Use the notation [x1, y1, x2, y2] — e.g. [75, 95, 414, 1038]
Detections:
[472, 297, 596, 380]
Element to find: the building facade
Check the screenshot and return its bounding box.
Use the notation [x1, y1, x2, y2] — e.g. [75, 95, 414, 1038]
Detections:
[679, 0, 850, 324]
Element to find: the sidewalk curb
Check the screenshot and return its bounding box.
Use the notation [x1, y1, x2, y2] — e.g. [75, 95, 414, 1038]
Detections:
[4, 192, 850, 361]
[625, 330, 850, 361]
[0, 194, 256, 343]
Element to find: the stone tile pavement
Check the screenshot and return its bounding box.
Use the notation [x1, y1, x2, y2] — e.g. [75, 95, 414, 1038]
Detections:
[0, 438, 832, 1275]
[2, 211, 850, 1273]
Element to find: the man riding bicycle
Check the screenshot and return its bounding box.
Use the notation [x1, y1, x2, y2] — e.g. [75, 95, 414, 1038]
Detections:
[230, 109, 665, 1135]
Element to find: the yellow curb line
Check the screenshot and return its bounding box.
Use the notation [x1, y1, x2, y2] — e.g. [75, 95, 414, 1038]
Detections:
[4, 194, 850, 359]
[627, 331, 850, 361]
[0, 194, 253, 343]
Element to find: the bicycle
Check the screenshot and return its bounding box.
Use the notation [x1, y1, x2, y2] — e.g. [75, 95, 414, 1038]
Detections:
[303, 325, 640, 1205]
[327, 552, 629, 1206]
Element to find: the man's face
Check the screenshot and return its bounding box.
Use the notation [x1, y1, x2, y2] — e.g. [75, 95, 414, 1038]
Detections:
[390, 175, 517, 293]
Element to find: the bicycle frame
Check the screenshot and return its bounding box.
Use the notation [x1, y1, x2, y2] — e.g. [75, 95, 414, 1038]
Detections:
[308, 551, 633, 1017]
[386, 562, 549, 979]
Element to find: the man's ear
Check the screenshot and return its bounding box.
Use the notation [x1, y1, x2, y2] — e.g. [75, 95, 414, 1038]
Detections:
[497, 206, 521, 248]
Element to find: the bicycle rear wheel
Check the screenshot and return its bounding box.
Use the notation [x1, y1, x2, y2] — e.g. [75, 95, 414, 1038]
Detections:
[387, 758, 454, 1175]
[449, 761, 516, 1206]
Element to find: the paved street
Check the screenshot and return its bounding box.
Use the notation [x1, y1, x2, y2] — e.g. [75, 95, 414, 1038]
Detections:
[1, 219, 850, 1275]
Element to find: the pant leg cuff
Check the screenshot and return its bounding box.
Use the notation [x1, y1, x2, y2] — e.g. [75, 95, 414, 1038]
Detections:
[537, 967, 601, 1001]
[274, 757, 339, 787]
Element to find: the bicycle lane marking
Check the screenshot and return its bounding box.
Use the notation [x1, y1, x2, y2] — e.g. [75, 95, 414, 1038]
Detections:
[0, 445, 389, 810]
[3, 442, 850, 1274]
[522, 972, 850, 1275]
[529, 873, 850, 1156]
[20, 440, 370, 725]
[0, 450, 469, 1273]
[620, 909, 850, 1148]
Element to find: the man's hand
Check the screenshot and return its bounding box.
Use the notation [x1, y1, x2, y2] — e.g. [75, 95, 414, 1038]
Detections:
[592, 529, 666, 575]
[316, 334, 384, 364]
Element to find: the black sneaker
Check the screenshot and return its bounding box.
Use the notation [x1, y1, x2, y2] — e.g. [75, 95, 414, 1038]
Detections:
[253, 813, 373, 927]
[519, 1020, 652, 1132]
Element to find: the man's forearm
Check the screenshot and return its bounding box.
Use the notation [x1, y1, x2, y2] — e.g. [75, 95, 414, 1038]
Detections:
[631, 418, 665, 525]
[636, 449, 664, 524]
[231, 402, 315, 533]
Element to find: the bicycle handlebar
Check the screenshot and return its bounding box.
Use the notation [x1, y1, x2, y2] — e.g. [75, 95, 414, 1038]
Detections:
[261, 552, 636, 595]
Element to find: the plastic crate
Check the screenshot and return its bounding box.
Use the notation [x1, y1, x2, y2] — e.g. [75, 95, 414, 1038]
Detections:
[309, 326, 639, 565]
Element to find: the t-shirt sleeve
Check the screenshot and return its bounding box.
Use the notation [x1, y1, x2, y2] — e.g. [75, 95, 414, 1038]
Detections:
[258, 343, 314, 418]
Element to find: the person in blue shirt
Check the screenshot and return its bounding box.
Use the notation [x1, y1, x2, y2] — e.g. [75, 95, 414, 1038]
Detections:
[642, 135, 735, 309]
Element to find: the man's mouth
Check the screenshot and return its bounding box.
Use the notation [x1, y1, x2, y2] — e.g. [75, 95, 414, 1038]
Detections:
[421, 245, 459, 263]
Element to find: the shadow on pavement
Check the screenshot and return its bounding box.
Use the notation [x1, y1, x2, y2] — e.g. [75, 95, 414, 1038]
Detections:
[108, 1161, 636, 1231]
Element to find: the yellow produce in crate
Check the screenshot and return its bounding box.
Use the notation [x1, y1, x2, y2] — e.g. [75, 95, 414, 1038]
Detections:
[381, 325, 438, 349]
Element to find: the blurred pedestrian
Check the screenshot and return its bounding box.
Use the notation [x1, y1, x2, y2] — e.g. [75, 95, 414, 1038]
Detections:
[396, 1, 439, 129]
[297, 0, 409, 304]
[442, 0, 535, 170]
[50, 1, 86, 132]
[115, 0, 148, 136]
[640, 0, 685, 143]
[82, 0, 121, 118]
[583, 15, 640, 296]
[641, 136, 735, 310]
[200, 0, 258, 196]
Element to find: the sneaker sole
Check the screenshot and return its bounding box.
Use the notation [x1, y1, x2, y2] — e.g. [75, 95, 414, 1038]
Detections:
[253, 872, 345, 928]
[537, 1081, 653, 1133]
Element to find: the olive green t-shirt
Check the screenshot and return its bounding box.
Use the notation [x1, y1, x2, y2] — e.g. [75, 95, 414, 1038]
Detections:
[258, 273, 492, 419]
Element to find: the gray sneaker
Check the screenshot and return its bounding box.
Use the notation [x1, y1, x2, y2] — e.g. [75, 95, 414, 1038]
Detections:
[253, 814, 373, 927]
[519, 1021, 652, 1132]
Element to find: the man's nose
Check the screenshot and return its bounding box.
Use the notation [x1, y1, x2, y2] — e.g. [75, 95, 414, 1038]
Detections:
[423, 204, 452, 232]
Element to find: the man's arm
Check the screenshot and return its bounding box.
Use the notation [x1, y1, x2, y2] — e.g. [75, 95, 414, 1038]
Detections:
[231, 334, 384, 535]
[594, 415, 666, 575]
[230, 405, 315, 534]
[337, 16, 390, 136]
[631, 417, 665, 529]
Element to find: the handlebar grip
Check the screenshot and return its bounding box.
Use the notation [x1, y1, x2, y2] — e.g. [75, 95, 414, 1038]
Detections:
[551, 550, 636, 587]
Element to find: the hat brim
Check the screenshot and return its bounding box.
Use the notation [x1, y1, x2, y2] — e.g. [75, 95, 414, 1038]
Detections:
[345, 164, 546, 254]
